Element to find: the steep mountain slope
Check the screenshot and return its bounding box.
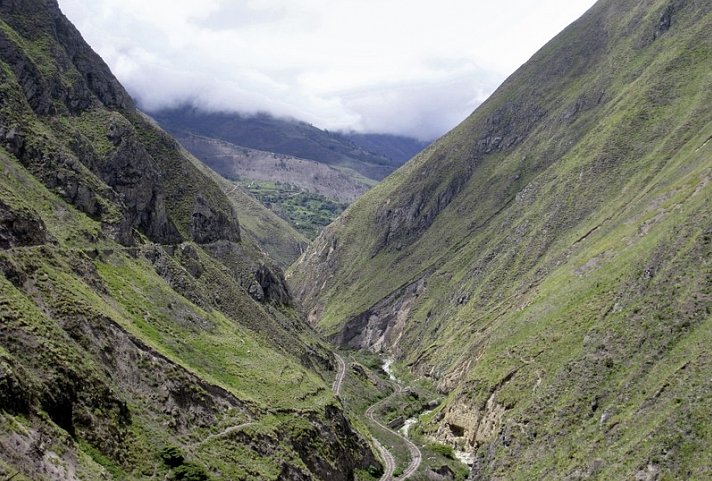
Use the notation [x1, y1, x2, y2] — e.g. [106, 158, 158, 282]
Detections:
[211, 174, 309, 269]
[0, 1, 376, 480]
[153, 107, 407, 182]
[290, 0, 712, 479]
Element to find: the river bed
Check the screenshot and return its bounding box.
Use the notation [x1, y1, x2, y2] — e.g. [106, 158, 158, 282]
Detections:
[454, 450, 475, 466]
[382, 359, 473, 470]
[382, 358, 397, 380]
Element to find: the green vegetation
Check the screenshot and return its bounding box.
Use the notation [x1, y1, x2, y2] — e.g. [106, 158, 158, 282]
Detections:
[334, 350, 470, 480]
[428, 442, 454, 459]
[3, 0, 712, 480]
[160, 447, 211, 481]
[80, 440, 129, 480]
[290, 1, 712, 479]
[241, 180, 347, 239]
[171, 143, 308, 268]
[173, 464, 211, 481]
[95, 253, 330, 409]
[0, 2, 374, 480]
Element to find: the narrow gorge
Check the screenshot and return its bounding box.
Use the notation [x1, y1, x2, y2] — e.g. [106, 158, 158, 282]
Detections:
[1, 0, 711, 480]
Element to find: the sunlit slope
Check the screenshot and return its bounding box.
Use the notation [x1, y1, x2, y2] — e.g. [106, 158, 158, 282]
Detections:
[290, 0, 712, 478]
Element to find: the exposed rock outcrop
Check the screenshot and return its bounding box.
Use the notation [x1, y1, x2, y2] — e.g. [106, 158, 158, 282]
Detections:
[434, 394, 507, 452]
[0, 200, 50, 249]
[190, 193, 240, 244]
[290, 1, 712, 480]
[0, 0, 240, 247]
[252, 262, 290, 304]
[0, 3, 378, 480]
[0, 0, 132, 112]
[334, 275, 428, 352]
[104, 132, 180, 244]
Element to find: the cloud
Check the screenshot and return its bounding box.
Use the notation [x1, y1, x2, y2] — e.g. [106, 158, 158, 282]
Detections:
[339, 70, 500, 140]
[57, 0, 597, 140]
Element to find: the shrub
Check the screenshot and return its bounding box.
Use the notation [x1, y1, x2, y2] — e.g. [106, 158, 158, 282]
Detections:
[429, 442, 455, 459]
[173, 463, 211, 481]
[160, 446, 185, 468]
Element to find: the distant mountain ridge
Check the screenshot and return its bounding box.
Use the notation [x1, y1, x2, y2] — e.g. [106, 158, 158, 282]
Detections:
[340, 132, 429, 166]
[172, 131, 372, 203]
[154, 107, 428, 240]
[152, 107, 423, 182]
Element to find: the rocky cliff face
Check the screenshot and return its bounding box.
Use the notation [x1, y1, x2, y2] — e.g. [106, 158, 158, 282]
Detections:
[0, 0, 239, 247]
[0, 1, 377, 480]
[290, 0, 712, 479]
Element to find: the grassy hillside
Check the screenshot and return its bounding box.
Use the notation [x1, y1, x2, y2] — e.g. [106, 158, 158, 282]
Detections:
[165, 133, 310, 268]
[289, 0, 712, 479]
[0, 1, 377, 480]
[0, 163, 371, 479]
[170, 131, 364, 242]
[217, 179, 310, 267]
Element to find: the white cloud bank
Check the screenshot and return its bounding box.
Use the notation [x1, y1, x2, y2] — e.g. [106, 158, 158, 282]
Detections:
[57, 0, 597, 140]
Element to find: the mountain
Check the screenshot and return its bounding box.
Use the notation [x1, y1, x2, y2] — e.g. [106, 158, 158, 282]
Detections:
[152, 109, 429, 242]
[290, 0, 712, 479]
[341, 132, 430, 166]
[0, 2, 377, 480]
[172, 131, 372, 203]
[219, 179, 309, 268]
[152, 107, 411, 182]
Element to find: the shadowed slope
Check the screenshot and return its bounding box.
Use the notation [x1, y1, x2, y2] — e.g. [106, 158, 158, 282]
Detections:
[0, 1, 378, 479]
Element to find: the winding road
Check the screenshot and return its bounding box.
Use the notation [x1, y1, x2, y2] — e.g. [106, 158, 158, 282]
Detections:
[333, 352, 347, 396]
[332, 353, 422, 480]
[365, 397, 398, 480]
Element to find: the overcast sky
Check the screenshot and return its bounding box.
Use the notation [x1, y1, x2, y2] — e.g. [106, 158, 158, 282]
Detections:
[58, 0, 597, 140]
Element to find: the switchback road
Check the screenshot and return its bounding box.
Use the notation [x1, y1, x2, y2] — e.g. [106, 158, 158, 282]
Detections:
[332, 352, 422, 480]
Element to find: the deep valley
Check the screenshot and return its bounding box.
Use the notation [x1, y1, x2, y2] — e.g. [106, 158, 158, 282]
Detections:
[1, 0, 710, 480]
